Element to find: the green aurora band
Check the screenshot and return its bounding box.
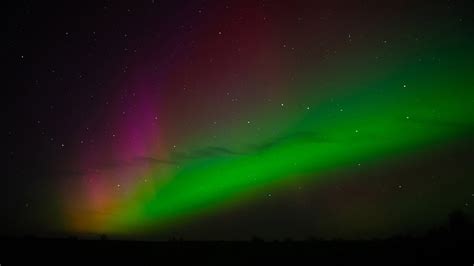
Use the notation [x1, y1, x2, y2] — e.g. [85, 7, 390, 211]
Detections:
[89, 42, 473, 235]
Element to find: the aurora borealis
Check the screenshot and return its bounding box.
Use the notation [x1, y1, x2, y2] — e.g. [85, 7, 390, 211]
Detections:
[4, 0, 474, 240]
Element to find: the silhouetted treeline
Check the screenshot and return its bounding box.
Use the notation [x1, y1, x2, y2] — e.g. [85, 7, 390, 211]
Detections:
[1, 211, 472, 265]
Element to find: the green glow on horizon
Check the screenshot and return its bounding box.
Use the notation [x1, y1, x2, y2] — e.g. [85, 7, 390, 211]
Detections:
[93, 49, 474, 235]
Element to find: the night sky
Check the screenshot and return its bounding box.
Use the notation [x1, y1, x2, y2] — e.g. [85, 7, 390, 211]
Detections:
[4, 0, 474, 240]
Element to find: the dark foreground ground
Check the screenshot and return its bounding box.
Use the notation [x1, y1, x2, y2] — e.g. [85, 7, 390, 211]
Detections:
[1, 231, 472, 265]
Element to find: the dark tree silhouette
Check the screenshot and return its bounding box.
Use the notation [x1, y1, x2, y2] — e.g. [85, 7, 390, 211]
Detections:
[448, 210, 473, 241]
[250, 235, 264, 243]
